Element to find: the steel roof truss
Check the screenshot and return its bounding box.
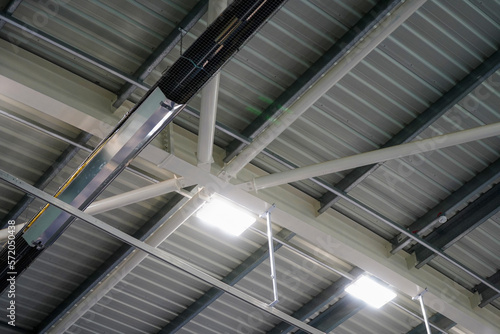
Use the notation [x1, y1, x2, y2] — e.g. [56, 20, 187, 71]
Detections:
[318, 49, 500, 213]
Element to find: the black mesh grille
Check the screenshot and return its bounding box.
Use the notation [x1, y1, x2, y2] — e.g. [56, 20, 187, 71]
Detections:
[0, 0, 288, 295]
[158, 0, 286, 104]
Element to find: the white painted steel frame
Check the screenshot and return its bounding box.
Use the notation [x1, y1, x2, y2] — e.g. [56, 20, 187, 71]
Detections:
[264, 205, 279, 306]
[197, 0, 228, 171]
[246, 122, 500, 190]
[413, 289, 432, 334]
[2, 29, 500, 333]
[156, 152, 500, 334]
[219, 0, 427, 180]
[85, 178, 189, 215]
[0, 169, 325, 334]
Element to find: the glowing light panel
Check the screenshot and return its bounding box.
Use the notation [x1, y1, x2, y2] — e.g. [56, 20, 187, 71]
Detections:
[196, 197, 256, 236]
[345, 275, 396, 308]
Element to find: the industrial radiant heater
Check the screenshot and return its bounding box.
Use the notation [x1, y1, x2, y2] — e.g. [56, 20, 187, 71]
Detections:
[0, 0, 287, 292]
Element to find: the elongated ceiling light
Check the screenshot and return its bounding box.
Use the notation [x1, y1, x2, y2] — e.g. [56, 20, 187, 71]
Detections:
[196, 197, 256, 236]
[345, 275, 397, 308]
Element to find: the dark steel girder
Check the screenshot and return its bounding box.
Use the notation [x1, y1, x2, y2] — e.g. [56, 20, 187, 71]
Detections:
[294, 295, 365, 334]
[475, 270, 500, 307]
[1, 132, 92, 229]
[318, 48, 500, 214]
[158, 229, 296, 334]
[112, 0, 208, 108]
[406, 313, 456, 334]
[35, 191, 193, 333]
[0, 321, 32, 334]
[268, 267, 363, 334]
[412, 182, 500, 268]
[392, 158, 500, 253]
[0, 12, 149, 90]
[0, 0, 22, 30]
[223, 0, 402, 163]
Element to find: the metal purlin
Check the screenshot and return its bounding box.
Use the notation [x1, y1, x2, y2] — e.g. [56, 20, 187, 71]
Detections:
[0, 0, 290, 293]
[4, 102, 500, 303]
[0, 169, 324, 334]
[0, 168, 452, 334]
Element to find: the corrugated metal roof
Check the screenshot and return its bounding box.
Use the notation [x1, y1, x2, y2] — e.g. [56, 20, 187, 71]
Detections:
[258, 0, 500, 239]
[61, 218, 355, 334]
[429, 213, 500, 289]
[0, 0, 203, 92]
[0, 108, 182, 331]
[1, 0, 500, 333]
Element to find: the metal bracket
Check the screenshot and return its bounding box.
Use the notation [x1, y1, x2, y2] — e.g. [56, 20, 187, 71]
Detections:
[235, 179, 256, 192]
[160, 99, 177, 111]
[163, 122, 175, 155]
[412, 287, 429, 301]
[260, 203, 276, 218]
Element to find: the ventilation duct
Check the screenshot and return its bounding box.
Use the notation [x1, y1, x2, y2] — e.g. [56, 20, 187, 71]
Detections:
[0, 0, 287, 292]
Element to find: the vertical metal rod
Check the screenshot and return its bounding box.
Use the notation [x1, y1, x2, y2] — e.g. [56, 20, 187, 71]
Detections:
[249, 226, 450, 333]
[265, 205, 279, 306]
[418, 296, 432, 334]
[414, 289, 432, 334]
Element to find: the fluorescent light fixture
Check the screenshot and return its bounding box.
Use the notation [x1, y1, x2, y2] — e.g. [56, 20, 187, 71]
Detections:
[345, 275, 396, 308]
[196, 197, 256, 236]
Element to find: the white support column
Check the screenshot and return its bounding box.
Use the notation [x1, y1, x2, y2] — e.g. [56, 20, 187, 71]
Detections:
[219, 0, 427, 181]
[243, 122, 500, 191]
[85, 177, 190, 215]
[414, 289, 432, 334]
[197, 0, 228, 172]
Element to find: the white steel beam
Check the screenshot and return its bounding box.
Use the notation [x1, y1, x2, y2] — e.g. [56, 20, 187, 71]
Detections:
[2, 36, 499, 333]
[242, 122, 500, 191]
[197, 0, 227, 171]
[155, 151, 500, 334]
[0, 170, 324, 334]
[85, 178, 190, 215]
[219, 0, 427, 181]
